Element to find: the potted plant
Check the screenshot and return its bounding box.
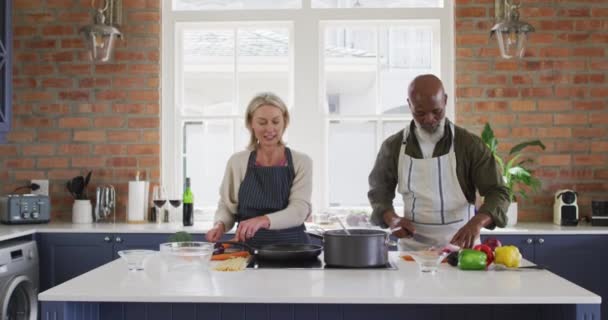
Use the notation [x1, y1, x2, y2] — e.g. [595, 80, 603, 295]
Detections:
[481, 123, 545, 226]
[67, 171, 93, 223]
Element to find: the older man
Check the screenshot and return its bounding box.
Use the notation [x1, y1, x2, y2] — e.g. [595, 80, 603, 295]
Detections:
[368, 74, 509, 249]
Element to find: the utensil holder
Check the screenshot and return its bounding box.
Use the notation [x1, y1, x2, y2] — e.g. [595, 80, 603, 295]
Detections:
[72, 200, 93, 224]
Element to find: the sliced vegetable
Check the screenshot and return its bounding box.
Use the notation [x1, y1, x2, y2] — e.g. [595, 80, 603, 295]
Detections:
[211, 251, 250, 261]
[494, 245, 522, 268]
[458, 249, 487, 270]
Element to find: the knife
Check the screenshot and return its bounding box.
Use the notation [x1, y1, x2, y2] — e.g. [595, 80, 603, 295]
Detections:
[389, 227, 439, 246]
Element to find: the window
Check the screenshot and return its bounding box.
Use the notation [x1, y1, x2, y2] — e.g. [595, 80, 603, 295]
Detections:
[162, 0, 454, 219]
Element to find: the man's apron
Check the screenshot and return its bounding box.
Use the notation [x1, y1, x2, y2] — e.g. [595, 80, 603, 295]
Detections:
[397, 123, 475, 251]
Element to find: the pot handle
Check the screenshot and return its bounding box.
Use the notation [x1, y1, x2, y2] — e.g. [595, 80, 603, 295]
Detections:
[385, 234, 399, 248]
[306, 225, 326, 240]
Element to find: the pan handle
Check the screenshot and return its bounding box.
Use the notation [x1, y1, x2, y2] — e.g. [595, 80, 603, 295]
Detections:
[215, 241, 259, 255]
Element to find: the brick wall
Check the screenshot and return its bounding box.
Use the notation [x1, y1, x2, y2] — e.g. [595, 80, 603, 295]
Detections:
[455, 0, 608, 220]
[2, 0, 160, 221]
[2, 0, 606, 222]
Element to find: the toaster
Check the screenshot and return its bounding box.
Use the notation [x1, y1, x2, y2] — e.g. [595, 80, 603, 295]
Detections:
[0, 194, 51, 224]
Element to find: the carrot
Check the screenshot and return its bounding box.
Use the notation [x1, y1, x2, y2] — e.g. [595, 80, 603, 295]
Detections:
[211, 251, 250, 261]
[400, 255, 448, 263]
[221, 243, 233, 249]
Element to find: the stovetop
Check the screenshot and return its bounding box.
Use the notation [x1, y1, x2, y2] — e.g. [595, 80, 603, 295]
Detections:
[247, 257, 398, 270]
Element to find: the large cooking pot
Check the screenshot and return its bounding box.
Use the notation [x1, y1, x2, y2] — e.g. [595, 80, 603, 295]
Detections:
[309, 229, 396, 268]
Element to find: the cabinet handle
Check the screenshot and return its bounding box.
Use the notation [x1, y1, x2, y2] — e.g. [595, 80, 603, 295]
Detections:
[537, 238, 544, 244]
[526, 238, 533, 244]
[104, 236, 112, 242]
[115, 237, 123, 243]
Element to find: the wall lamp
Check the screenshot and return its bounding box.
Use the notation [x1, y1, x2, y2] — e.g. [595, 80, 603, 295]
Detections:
[490, 0, 535, 59]
[80, 0, 123, 63]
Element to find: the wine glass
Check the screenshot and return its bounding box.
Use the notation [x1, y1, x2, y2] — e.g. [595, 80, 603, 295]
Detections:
[169, 197, 182, 223]
[152, 185, 167, 224]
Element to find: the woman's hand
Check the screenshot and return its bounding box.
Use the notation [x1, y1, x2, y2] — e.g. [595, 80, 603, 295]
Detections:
[205, 222, 226, 242]
[236, 216, 271, 242]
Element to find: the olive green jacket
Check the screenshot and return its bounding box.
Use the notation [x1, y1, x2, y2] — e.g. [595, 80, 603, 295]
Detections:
[368, 119, 510, 229]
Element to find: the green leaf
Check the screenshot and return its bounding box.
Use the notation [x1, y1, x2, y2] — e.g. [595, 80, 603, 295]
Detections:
[168, 231, 193, 243]
[509, 140, 546, 155]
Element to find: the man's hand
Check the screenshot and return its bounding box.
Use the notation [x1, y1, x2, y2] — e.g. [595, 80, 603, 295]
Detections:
[235, 216, 271, 242]
[383, 210, 415, 238]
[450, 212, 492, 248]
[205, 222, 226, 242]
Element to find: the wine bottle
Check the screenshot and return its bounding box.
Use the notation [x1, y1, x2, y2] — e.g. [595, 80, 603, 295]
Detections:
[182, 177, 194, 226]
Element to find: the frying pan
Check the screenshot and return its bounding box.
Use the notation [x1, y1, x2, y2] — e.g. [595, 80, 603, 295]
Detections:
[217, 241, 323, 261]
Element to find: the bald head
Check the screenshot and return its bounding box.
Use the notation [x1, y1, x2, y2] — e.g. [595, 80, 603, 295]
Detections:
[407, 74, 448, 134]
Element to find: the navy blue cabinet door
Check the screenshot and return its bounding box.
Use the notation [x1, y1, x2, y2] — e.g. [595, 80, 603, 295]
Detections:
[0, 0, 12, 142]
[112, 233, 176, 258]
[534, 235, 608, 320]
[480, 234, 535, 262]
[38, 233, 114, 291]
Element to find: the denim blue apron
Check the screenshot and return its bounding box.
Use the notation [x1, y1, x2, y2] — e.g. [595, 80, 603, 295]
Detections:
[236, 147, 310, 247]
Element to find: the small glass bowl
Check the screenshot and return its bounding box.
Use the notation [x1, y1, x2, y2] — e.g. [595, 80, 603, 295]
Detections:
[409, 248, 449, 274]
[159, 242, 214, 271]
[118, 250, 155, 271]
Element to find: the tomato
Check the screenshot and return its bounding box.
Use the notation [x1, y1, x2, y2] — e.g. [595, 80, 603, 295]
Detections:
[482, 237, 502, 251]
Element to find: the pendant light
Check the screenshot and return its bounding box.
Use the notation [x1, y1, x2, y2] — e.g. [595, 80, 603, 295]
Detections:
[490, 0, 535, 59]
[79, 0, 122, 63]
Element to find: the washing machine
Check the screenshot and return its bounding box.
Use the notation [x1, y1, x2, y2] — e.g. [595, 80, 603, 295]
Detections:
[0, 240, 38, 320]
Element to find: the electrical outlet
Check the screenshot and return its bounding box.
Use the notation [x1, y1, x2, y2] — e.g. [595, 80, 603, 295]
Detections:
[31, 179, 49, 196]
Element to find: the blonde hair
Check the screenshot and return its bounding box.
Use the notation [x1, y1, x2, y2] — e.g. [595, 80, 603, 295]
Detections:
[245, 92, 290, 150]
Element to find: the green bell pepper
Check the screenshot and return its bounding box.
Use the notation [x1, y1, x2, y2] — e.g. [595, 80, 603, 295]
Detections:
[458, 249, 487, 270]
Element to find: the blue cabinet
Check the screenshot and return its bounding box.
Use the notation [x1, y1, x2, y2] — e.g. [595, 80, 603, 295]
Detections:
[0, 0, 12, 142]
[482, 234, 608, 320]
[37, 233, 181, 291]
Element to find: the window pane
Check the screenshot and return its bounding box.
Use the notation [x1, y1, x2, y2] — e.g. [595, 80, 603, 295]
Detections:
[328, 121, 376, 207]
[324, 27, 377, 115]
[238, 28, 291, 114]
[379, 26, 434, 114]
[382, 121, 406, 139]
[313, 0, 442, 8]
[182, 29, 235, 116]
[173, 0, 301, 10]
[184, 121, 234, 209]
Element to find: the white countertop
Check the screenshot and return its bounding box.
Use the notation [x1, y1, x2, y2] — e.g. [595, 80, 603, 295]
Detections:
[1, 221, 608, 242]
[38, 252, 600, 305]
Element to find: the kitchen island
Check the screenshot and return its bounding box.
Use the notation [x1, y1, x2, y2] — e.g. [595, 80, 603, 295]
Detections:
[39, 252, 600, 320]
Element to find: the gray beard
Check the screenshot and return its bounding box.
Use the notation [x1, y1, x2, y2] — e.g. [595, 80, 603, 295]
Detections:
[413, 118, 446, 143]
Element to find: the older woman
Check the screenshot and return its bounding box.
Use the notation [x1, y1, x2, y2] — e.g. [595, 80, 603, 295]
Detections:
[205, 92, 313, 247]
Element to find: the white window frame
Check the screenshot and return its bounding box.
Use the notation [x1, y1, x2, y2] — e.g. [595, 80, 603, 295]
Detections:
[162, 0, 455, 215]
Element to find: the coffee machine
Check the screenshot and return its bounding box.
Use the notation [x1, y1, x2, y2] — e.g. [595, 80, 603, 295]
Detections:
[553, 189, 578, 226]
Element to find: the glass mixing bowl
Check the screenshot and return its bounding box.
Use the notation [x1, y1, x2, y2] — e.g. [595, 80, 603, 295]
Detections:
[118, 249, 156, 271]
[159, 242, 214, 271]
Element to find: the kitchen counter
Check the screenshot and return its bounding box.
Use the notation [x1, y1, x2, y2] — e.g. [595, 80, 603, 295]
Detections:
[38, 252, 601, 320]
[38, 252, 600, 305]
[1, 221, 608, 243]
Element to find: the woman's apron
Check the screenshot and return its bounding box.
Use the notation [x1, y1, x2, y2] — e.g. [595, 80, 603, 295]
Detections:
[397, 123, 476, 251]
[236, 147, 310, 247]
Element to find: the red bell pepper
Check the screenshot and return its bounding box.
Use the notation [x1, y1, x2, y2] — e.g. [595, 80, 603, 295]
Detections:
[473, 244, 494, 267]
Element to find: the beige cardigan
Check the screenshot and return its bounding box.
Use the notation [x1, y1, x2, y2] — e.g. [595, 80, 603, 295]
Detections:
[213, 148, 313, 232]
